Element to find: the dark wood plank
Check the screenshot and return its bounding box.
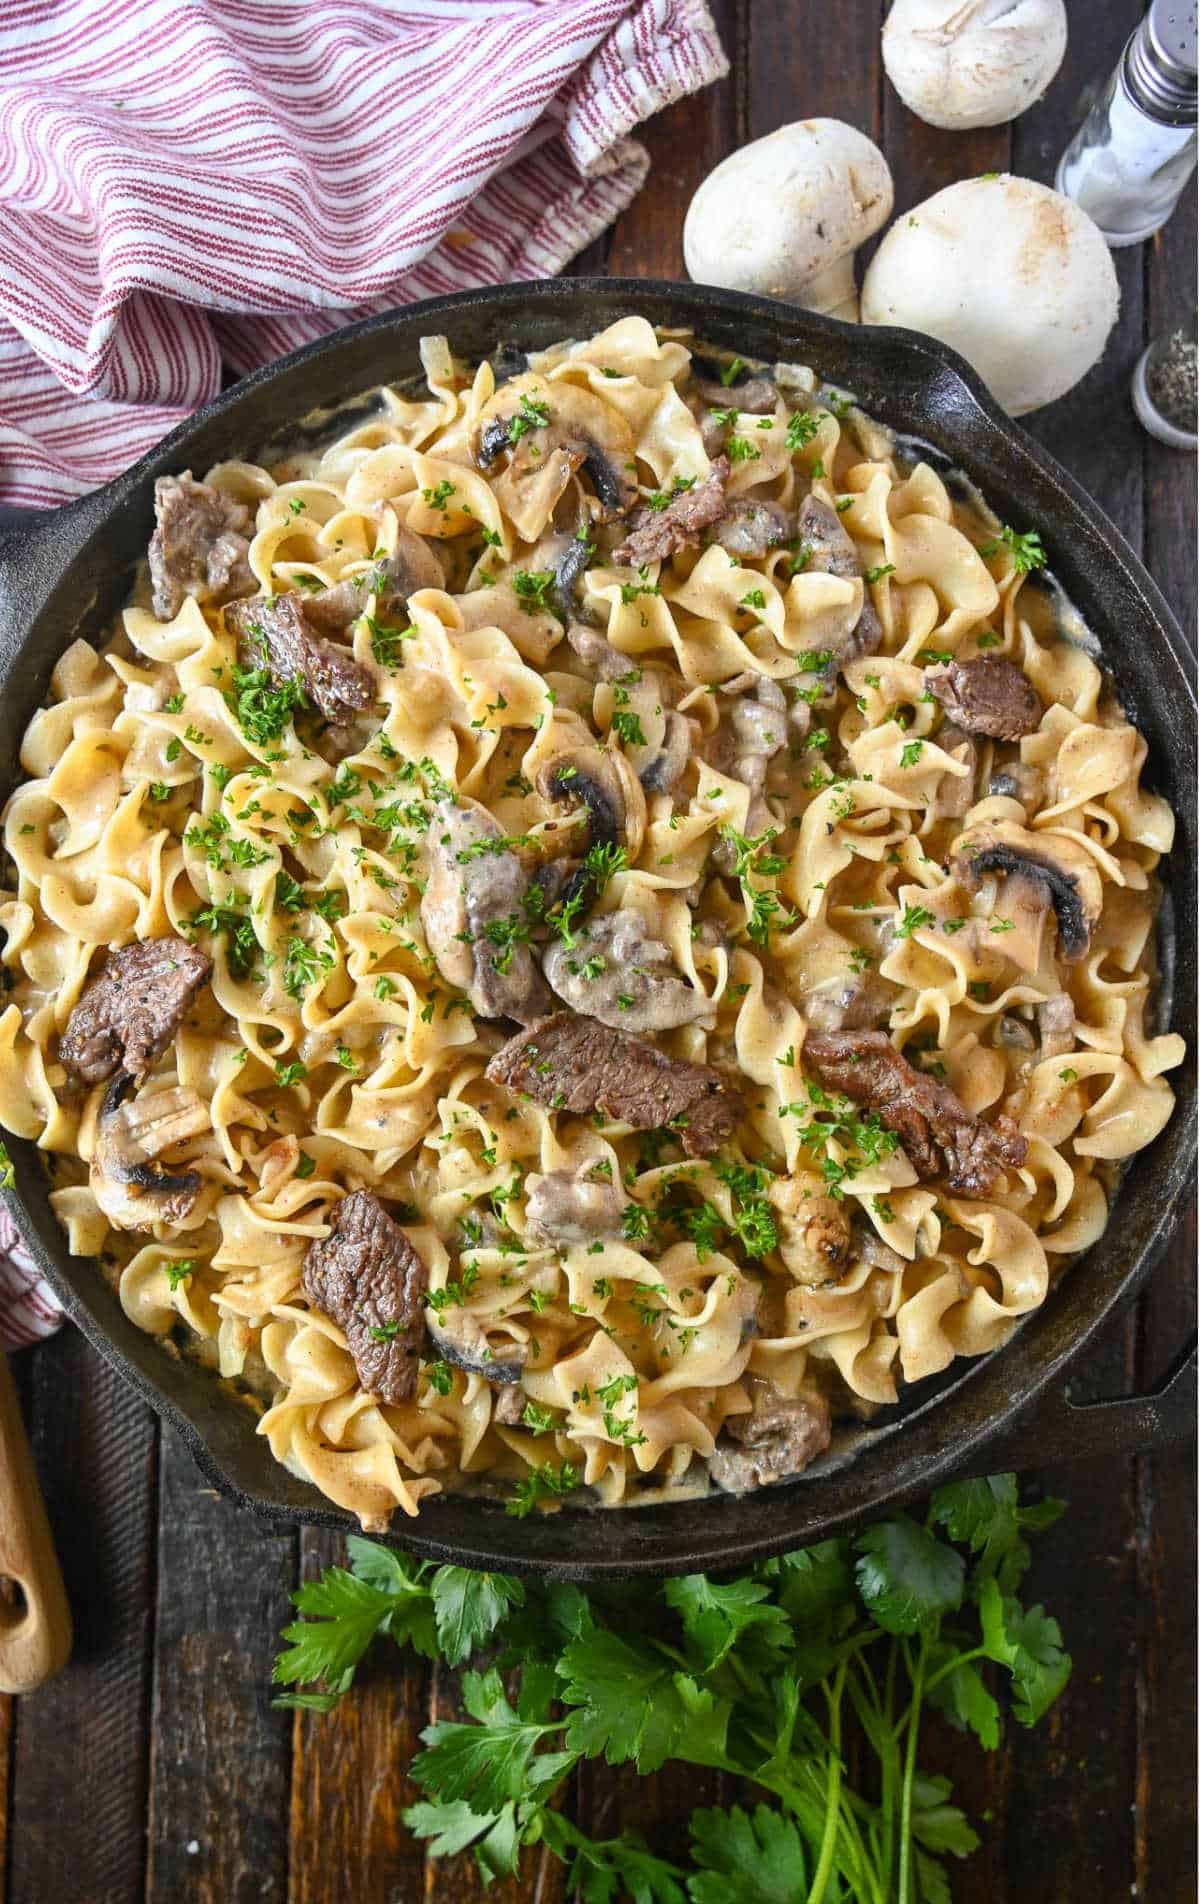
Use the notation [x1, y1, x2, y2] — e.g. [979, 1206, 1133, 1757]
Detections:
[287, 1529, 433, 1904]
[144, 1429, 294, 1904]
[0, 1686, 10, 1904]
[1134, 143, 1197, 1903]
[606, 0, 739, 279]
[7, 1331, 156, 1904]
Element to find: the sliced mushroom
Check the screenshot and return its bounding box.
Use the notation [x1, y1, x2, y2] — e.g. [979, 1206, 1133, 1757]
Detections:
[475, 374, 637, 534]
[535, 735, 647, 903]
[771, 1176, 852, 1286]
[801, 970, 895, 1034]
[303, 529, 445, 636]
[566, 621, 635, 681]
[420, 796, 551, 1022]
[524, 1168, 625, 1246]
[425, 1303, 526, 1385]
[711, 496, 795, 559]
[796, 494, 883, 679]
[635, 711, 693, 794]
[1037, 993, 1076, 1059]
[706, 674, 788, 864]
[932, 722, 978, 821]
[987, 761, 1045, 810]
[543, 907, 710, 1033]
[689, 356, 779, 414]
[951, 820, 1103, 962]
[91, 1073, 208, 1232]
[524, 524, 596, 627]
[997, 1013, 1037, 1052]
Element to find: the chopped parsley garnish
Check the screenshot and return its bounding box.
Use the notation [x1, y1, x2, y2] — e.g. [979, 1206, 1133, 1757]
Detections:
[227, 664, 307, 745]
[899, 741, 925, 769]
[421, 479, 456, 511]
[786, 409, 820, 450]
[979, 524, 1047, 575]
[507, 394, 550, 444]
[513, 568, 556, 615]
[162, 1258, 194, 1292]
[894, 904, 935, 939]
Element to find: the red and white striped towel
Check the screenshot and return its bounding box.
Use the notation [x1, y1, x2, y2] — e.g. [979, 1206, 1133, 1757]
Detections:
[0, 0, 727, 508]
[0, 0, 728, 1348]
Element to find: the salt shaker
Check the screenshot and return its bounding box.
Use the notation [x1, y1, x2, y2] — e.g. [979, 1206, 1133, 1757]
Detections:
[1056, 0, 1197, 246]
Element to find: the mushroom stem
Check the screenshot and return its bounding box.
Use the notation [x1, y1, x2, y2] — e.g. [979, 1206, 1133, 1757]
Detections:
[802, 253, 860, 323]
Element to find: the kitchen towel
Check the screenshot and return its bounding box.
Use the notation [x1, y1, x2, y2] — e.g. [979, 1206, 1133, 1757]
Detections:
[0, 0, 727, 1348]
[0, 0, 727, 508]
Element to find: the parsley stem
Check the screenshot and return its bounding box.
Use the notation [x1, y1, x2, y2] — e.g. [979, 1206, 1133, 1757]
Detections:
[919, 1641, 988, 1702]
[806, 1660, 846, 1904]
[897, 1632, 930, 1904]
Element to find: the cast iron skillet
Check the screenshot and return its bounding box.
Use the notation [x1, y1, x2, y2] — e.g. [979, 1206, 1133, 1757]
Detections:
[0, 279, 1194, 1579]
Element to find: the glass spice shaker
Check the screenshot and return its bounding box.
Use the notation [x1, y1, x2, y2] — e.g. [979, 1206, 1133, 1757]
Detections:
[1056, 0, 1197, 246]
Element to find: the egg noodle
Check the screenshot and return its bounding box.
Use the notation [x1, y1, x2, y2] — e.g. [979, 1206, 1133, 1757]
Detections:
[0, 318, 1182, 1529]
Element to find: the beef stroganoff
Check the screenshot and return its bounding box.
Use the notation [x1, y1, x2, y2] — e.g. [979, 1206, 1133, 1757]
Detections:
[0, 318, 1182, 1528]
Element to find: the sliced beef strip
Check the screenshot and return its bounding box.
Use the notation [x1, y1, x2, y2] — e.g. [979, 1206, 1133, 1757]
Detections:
[708, 1381, 831, 1492]
[148, 472, 255, 622]
[927, 656, 1042, 742]
[301, 1189, 427, 1404]
[59, 937, 212, 1086]
[226, 593, 375, 725]
[711, 496, 795, 558]
[486, 1012, 743, 1159]
[612, 456, 730, 568]
[803, 1029, 1027, 1197]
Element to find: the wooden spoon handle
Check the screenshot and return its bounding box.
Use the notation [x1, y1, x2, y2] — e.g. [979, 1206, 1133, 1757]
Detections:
[0, 1351, 72, 1693]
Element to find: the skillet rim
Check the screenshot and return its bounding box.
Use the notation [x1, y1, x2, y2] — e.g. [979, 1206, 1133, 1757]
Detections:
[0, 276, 1193, 1578]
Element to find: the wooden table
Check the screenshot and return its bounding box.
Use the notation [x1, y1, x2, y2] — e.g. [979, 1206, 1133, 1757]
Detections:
[1, 4, 1195, 1898]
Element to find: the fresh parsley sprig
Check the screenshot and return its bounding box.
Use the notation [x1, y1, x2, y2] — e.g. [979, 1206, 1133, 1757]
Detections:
[274, 1475, 1071, 1901]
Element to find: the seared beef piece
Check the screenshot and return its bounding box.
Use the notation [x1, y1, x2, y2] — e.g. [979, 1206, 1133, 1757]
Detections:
[226, 594, 375, 725]
[148, 472, 255, 622]
[59, 937, 212, 1085]
[303, 532, 445, 637]
[709, 1382, 831, 1492]
[711, 497, 794, 558]
[796, 495, 882, 676]
[612, 457, 730, 567]
[486, 1012, 743, 1159]
[804, 1029, 1027, 1197]
[301, 1189, 427, 1404]
[927, 656, 1042, 741]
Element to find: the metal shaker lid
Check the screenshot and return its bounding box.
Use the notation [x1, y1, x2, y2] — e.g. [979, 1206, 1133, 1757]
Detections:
[1127, 1, 1197, 121]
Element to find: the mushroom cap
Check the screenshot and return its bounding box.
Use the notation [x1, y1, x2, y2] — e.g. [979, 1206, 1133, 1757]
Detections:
[861, 176, 1119, 415]
[882, 0, 1068, 130]
[683, 119, 894, 314]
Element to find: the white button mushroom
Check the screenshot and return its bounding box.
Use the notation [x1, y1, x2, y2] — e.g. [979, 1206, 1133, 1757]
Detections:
[861, 175, 1120, 414]
[683, 119, 894, 322]
[882, 0, 1067, 130]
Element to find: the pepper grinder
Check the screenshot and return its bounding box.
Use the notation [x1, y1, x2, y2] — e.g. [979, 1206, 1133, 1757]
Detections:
[1056, 0, 1197, 246]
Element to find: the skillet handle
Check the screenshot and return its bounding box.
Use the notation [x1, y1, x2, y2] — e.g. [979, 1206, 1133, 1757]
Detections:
[0, 487, 120, 670]
[978, 1342, 1196, 1473]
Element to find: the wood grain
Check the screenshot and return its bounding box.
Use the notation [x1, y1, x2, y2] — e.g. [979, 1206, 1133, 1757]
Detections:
[2, 7, 1196, 1902]
[6, 1328, 157, 1904]
[144, 1429, 294, 1904]
[0, 1354, 71, 1695]
[287, 1528, 434, 1904]
[0, 1685, 10, 1904]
